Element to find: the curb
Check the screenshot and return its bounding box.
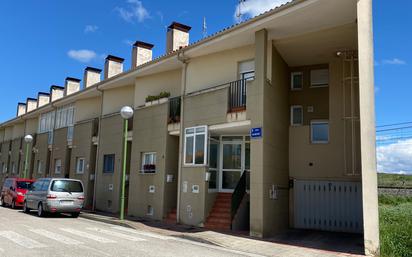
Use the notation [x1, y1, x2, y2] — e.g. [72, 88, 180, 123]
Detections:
[80, 212, 136, 230]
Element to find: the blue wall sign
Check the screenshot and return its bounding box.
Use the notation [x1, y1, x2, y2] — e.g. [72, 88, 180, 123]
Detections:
[250, 127, 262, 139]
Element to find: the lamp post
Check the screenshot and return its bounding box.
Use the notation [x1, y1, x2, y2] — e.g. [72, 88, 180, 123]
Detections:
[119, 106, 133, 220]
[23, 135, 33, 179]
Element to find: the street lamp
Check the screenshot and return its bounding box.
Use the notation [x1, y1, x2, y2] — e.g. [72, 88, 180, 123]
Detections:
[119, 106, 133, 220]
[23, 135, 33, 179]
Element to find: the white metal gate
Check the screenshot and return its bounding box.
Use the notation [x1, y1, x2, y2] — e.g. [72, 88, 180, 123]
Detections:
[294, 180, 363, 233]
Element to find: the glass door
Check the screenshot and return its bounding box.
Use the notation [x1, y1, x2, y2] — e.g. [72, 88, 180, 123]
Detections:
[220, 136, 246, 192]
[208, 137, 219, 191]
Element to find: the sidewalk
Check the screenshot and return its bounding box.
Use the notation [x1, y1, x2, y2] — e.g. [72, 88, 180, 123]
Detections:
[80, 211, 365, 257]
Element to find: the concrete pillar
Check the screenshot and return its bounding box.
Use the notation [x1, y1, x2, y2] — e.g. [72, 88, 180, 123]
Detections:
[357, 0, 380, 255]
[249, 29, 267, 237]
[249, 29, 290, 238]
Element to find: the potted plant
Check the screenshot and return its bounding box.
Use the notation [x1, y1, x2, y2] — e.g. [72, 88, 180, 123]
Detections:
[143, 164, 156, 173]
[159, 92, 170, 104]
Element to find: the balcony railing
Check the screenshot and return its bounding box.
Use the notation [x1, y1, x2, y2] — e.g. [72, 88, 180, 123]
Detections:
[228, 78, 249, 113]
[168, 97, 181, 124]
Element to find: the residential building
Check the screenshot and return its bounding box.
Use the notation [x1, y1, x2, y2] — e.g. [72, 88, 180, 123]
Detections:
[0, 0, 379, 255]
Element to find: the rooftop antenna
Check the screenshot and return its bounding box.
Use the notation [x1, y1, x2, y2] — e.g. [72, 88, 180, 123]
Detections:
[236, 0, 247, 22]
[202, 16, 207, 38]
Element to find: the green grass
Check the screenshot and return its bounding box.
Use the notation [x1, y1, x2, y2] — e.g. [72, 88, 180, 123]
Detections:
[379, 195, 412, 257]
[378, 173, 412, 188]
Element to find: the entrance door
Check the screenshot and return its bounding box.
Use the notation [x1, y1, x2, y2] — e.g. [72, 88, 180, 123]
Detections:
[219, 136, 249, 192]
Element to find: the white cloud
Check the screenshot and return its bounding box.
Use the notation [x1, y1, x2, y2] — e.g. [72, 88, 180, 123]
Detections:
[84, 25, 98, 33]
[377, 139, 412, 174]
[234, 0, 290, 22]
[381, 58, 407, 65]
[67, 49, 97, 63]
[116, 0, 150, 23]
[123, 39, 134, 46]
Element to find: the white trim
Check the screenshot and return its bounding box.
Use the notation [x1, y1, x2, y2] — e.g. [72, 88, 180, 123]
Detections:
[209, 120, 251, 131]
[75, 157, 85, 174]
[141, 152, 157, 174]
[290, 105, 303, 126]
[291, 71, 303, 90]
[310, 120, 329, 144]
[183, 125, 208, 166]
[54, 159, 62, 174]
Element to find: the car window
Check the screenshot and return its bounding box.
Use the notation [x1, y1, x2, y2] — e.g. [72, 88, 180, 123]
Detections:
[31, 181, 43, 191]
[4, 179, 11, 188]
[40, 181, 50, 191]
[50, 180, 83, 193]
[17, 181, 34, 189]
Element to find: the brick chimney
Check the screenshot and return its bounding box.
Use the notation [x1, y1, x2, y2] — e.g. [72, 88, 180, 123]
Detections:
[37, 92, 50, 107]
[17, 103, 26, 117]
[26, 98, 37, 112]
[132, 41, 154, 68]
[104, 55, 124, 79]
[166, 22, 191, 53]
[84, 67, 102, 88]
[50, 85, 64, 102]
[65, 77, 81, 96]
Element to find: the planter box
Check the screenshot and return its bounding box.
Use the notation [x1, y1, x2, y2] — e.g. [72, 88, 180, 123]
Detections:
[159, 97, 168, 104]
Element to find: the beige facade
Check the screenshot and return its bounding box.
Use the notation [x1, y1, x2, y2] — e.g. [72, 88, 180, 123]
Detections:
[0, 0, 379, 255]
[128, 103, 178, 220]
[95, 114, 125, 213]
[69, 120, 98, 209]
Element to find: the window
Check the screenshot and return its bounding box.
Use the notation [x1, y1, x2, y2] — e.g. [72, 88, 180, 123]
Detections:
[37, 160, 42, 174]
[38, 111, 56, 133]
[310, 69, 329, 87]
[291, 72, 303, 90]
[54, 159, 62, 174]
[11, 162, 16, 174]
[141, 152, 156, 173]
[1, 163, 6, 174]
[239, 60, 255, 81]
[290, 106, 303, 126]
[51, 180, 83, 193]
[103, 154, 115, 173]
[55, 104, 75, 129]
[311, 121, 329, 144]
[184, 126, 208, 166]
[76, 157, 85, 174]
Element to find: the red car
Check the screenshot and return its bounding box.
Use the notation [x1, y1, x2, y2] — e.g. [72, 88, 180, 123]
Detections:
[0, 178, 35, 208]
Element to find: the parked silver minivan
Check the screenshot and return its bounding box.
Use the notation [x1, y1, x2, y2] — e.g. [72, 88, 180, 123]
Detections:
[23, 178, 84, 218]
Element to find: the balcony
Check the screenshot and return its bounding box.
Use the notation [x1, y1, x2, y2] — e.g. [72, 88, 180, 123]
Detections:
[168, 97, 181, 124]
[228, 79, 248, 113]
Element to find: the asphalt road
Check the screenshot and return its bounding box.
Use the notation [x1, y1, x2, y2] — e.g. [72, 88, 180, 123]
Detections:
[0, 207, 257, 257]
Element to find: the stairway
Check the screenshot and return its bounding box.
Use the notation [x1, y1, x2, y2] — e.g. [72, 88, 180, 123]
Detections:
[204, 193, 232, 230]
[164, 208, 177, 224]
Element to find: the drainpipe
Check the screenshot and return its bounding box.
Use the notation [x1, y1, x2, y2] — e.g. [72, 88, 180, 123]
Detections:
[92, 87, 104, 212]
[176, 51, 189, 223]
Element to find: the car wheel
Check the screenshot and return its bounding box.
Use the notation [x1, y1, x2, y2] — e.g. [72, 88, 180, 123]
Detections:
[23, 201, 30, 213]
[37, 203, 45, 217]
[71, 212, 80, 218]
[11, 201, 15, 209]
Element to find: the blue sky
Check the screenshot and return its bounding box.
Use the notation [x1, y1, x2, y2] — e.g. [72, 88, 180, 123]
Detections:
[0, 1, 411, 172]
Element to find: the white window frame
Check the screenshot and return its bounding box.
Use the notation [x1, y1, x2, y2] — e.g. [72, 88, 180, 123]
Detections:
[54, 159, 62, 174]
[76, 157, 85, 174]
[184, 126, 208, 166]
[310, 120, 329, 144]
[310, 69, 329, 88]
[290, 105, 303, 126]
[291, 72, 303, 90]
[11, 162, 16, 174]
[2, 162, 7, 173]
[141, 152, 157, 173]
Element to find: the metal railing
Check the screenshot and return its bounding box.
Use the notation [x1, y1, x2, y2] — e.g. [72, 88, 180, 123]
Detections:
[168, 97, 181, 124]
[231, 170, 250, 222]
[228, 79, 249, 113]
